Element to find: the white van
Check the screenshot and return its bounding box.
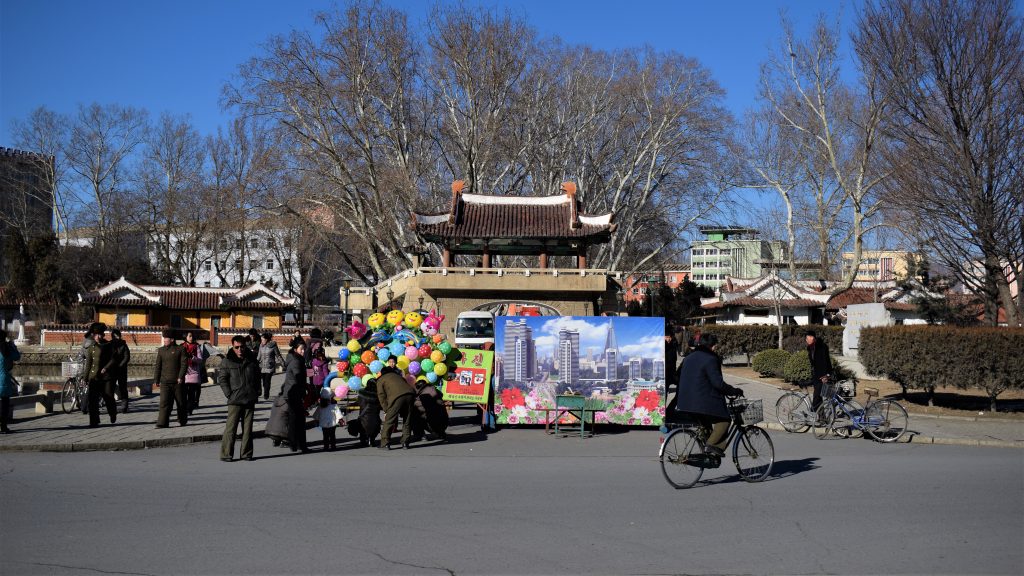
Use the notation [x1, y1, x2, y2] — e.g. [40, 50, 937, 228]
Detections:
[455, 311, 495, 350]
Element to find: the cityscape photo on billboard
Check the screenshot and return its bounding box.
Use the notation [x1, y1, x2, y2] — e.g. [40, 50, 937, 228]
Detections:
[494, 316, 667, 427]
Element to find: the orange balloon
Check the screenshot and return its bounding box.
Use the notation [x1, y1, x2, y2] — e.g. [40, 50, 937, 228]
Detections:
[360, 350, 376, 364]
[432, 334, 444, 344]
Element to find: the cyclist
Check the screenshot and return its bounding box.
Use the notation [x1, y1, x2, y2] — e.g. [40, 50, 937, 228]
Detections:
[674, 332, 744, 457]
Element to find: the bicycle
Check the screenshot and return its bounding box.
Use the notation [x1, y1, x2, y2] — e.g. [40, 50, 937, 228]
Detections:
[59, 357, 86, 414]
[659, 397, 775, 489]
[776, 378, 856, 433]
[814, 380, 909, 443]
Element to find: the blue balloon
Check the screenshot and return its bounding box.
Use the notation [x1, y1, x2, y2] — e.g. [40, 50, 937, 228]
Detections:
[376, 348, 391, 361]
[388, 341, 405, 356]
[338, 348, 351, 361]
[348, 376, 362, 391]
[369, 360, 384, 373]
[425, 371, 438, 384]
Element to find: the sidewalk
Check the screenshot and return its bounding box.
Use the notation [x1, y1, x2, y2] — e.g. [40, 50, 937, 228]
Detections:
[0, 377, 284, 452]
[2, 373, 1021, 452]
[724, 372, 1024, 449]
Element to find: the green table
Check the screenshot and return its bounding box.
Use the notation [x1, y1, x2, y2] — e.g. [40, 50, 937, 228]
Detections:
[553, 395, 605, 438]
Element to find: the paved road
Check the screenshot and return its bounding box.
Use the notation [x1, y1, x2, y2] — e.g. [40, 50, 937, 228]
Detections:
[1, 415, 1022, 575]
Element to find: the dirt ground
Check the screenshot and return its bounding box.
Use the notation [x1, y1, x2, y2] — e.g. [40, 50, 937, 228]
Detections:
[724, 366, 1024, 421]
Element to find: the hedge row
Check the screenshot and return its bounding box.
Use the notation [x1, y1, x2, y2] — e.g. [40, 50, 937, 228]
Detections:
[700, 325, 844, 361]
[859, 326, 1024, 411]
[751, 348, 856, 383]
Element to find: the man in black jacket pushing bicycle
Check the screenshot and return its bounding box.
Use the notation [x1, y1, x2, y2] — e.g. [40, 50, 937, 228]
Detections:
[674, 333, 744, 458]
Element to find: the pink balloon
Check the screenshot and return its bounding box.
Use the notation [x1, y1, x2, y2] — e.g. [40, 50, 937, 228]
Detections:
[334, 384, 349, 399]
[404, 345, 419, 360]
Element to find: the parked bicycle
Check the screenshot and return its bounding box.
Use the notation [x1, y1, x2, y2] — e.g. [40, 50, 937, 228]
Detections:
[776, 378, 857, 433]
[659, 397, 775, 489]
[815, 380, 909, 443]
[60, 356, 87, 414]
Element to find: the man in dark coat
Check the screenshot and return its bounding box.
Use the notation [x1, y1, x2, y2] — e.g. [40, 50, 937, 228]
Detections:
[153, 328, 188, 428]
[218, 335, 261, 461]
[806, 329, 834, 410]
[281, 342, 310, 453]
[412, 378, 449, 442]
[357, 377, 383, 447]
[376, 365, 415, 450]
[675, 333, 744, 457]
[83, 322, 117, 428]
[109, 328, 131, 412]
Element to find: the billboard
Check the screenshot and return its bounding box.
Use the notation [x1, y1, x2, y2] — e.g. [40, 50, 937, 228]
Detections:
[494, 316, 667, 427]
[443, 349, 493, 404]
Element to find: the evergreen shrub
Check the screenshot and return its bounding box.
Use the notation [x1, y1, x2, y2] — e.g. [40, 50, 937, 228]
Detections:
[751, 349, 791, 378]
[859, 326, 1024, 411]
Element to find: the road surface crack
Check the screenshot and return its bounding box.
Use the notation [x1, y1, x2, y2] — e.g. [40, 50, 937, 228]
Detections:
[369, 550, 456, 576]
[20, 561, 156, 576]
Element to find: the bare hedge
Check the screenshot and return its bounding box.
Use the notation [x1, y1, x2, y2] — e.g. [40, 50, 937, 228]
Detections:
[859, 326, 1024, 412]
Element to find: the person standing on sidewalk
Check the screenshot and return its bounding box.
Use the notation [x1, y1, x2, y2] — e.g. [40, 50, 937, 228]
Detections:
[181, 331, 209, 414]
[257, 332, 285, 400]
[109, 328, 131, 413]
[83, 323, 117, 428]
[0, 331, 22, 434]
[218, 335, 261, 461]
[153, 328, 188, 428]
[282, 340, 310, 453]
[806, 329, 834, 412]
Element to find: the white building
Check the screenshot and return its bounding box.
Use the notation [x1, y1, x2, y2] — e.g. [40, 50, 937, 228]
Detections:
[557, 328, 580, 385]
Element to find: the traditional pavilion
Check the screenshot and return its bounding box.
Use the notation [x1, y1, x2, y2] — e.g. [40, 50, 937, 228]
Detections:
[412, 181, 615, 269]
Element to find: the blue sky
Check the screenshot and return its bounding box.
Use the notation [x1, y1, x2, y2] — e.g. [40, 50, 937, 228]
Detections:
[495, 316, 665, 361]
[1, 0, 862, 145]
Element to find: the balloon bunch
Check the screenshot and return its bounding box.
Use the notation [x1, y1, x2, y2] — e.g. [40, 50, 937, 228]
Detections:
[322, 309, 461, 400]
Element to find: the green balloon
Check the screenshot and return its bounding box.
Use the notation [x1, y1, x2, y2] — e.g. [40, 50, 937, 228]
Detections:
[438, 341, 452, 355]
[421, 359, 435, 372]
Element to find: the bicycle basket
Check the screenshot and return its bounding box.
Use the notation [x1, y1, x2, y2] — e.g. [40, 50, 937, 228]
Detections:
[61, 361, 84, 378]
[733, 399, 763, 425]
[820, 379, 840, 400]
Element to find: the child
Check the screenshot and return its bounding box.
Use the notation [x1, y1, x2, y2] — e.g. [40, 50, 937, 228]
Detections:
[311, 387, 342, 451]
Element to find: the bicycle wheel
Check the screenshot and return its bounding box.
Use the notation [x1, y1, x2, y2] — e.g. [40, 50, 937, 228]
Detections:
[733, 426, 774, 482]
[660, 428, 705, 489]
[865, 399, 909, 443]
[812, 403, 835, 439]
[60, 378, 77, 414]
[776, 392, 811, 433]
[832, 402, 857, 439]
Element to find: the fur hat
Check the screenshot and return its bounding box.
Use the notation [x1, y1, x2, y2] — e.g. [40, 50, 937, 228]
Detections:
[161, 328, 177, 339]
[88, 322, 107, 336]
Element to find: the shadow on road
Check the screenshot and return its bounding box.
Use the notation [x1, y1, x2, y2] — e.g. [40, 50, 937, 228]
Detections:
[766, 457, 821, 479]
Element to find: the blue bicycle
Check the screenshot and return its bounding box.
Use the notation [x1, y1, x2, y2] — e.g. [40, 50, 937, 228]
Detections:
[814, 380, 909, 443]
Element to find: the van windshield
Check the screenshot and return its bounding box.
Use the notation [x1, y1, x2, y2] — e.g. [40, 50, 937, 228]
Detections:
[456, 317, 494, 338]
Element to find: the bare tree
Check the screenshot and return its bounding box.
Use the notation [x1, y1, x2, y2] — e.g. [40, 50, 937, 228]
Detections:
[856, 0, 1023, 326]
[134, 113, 208, 285]
[63, 103, 147, 244]
[760, 16, 892, 295]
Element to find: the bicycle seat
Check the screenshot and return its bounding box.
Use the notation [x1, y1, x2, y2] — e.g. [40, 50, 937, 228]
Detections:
[864, 387, 878, 398]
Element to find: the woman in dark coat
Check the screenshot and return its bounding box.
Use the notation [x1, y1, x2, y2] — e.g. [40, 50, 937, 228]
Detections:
[674, 333, 744, 456]
[281, 341, 309, 453]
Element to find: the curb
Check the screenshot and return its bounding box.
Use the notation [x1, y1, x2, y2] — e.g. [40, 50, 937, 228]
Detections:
[0, 431, 269, 453]
[727, 372, 1023, 425]
[758, 421, 1023, 449]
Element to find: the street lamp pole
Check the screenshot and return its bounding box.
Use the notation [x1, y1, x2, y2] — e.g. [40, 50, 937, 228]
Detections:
[342, 279, 351, 329]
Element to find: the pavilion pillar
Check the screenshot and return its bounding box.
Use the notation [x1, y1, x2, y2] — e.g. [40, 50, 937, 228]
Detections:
[577, 251, 587, 269]
[482, 246, 491, 268]
[540, 252, 548, 269]
[442, 246, 451, 267]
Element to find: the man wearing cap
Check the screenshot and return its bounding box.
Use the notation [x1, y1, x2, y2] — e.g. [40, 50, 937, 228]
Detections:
[82, 322, 118, 427]
[154, 328, 188, 428]
[218, 335, 261, 461]
[376, 357, 416, 450]
[109, 328, 131, 413]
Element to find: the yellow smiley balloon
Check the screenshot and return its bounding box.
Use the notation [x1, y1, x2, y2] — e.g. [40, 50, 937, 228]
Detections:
[367, 313, 385, 329]
[386, 309, 405, 326]
[404, 311, 423, 329]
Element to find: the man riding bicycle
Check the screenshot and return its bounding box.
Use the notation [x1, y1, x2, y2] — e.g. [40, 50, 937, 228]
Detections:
[674, 333, 745, 457]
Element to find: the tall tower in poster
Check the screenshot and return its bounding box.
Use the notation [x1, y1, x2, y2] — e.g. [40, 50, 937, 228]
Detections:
[557, 328, 580, 385]
[503, 319, 535, 383]
[604, 320, 619, 380]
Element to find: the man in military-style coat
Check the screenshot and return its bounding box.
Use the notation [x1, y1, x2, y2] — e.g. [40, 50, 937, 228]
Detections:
[82, 322, 118, 428]
[153, 328, 188, 428]
[376, 359, 416, 450]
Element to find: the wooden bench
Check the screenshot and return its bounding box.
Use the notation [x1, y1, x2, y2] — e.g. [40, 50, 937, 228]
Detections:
[7, 391, 56, 414]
